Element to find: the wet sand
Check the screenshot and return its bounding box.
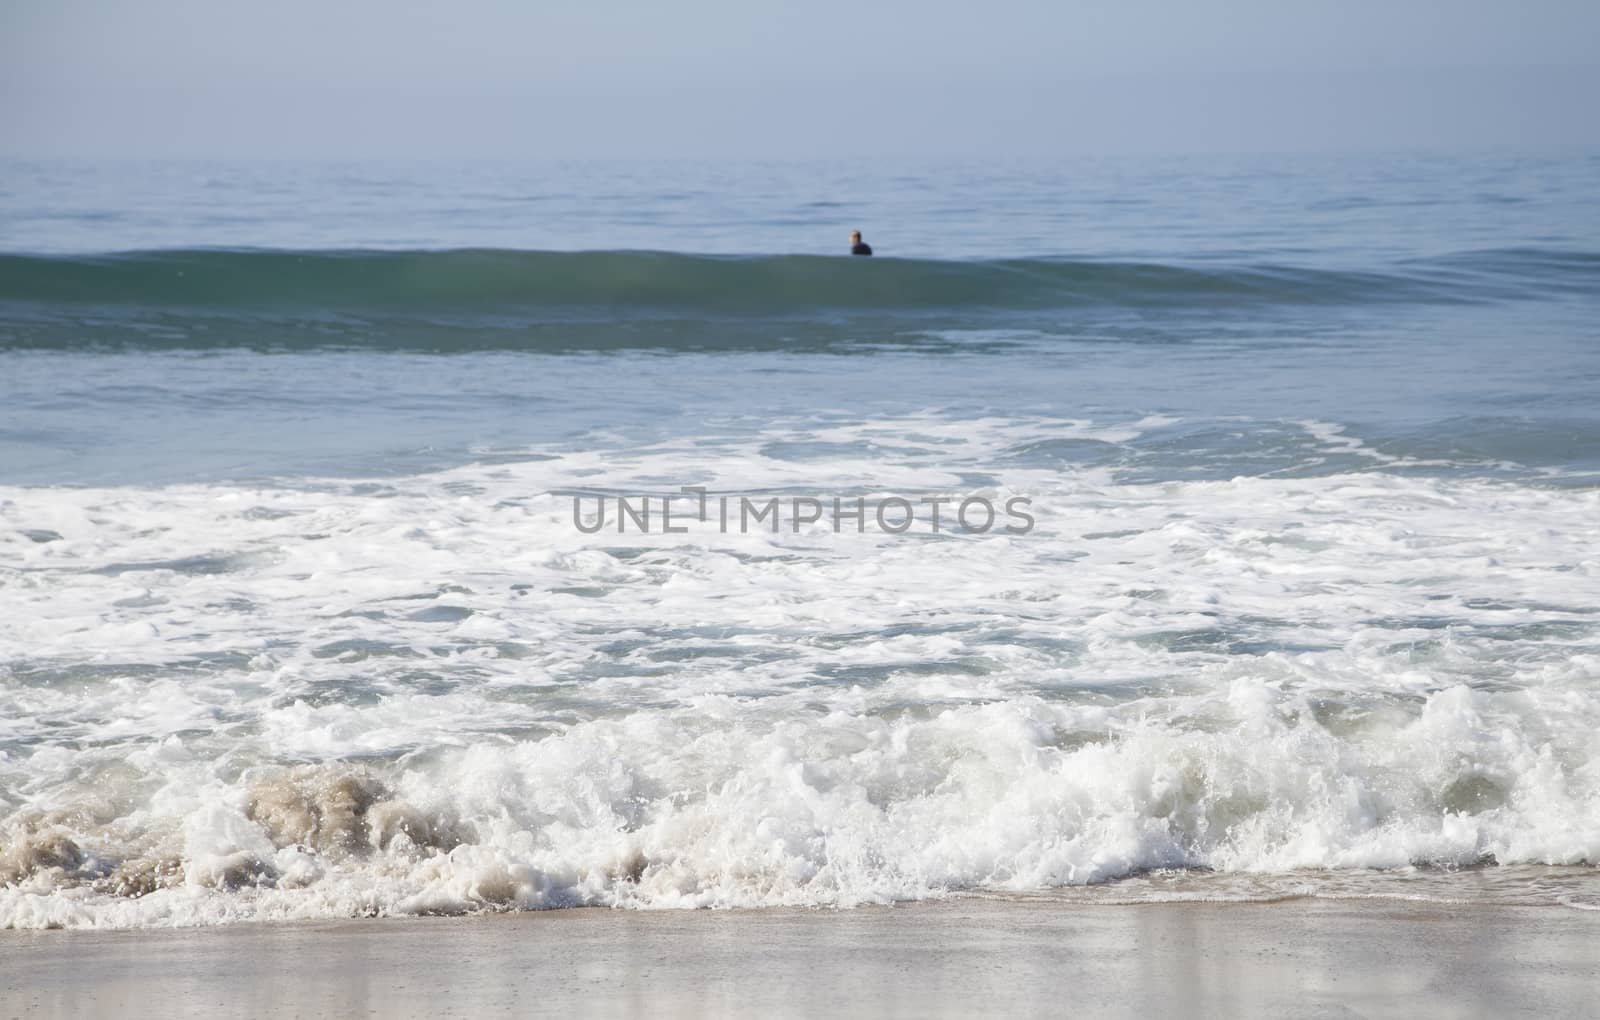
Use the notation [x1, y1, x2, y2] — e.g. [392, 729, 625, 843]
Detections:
[4, 898, 1597, 1019]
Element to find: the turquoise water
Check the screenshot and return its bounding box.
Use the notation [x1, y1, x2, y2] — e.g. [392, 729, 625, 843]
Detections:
[2, 152, 1599, 927]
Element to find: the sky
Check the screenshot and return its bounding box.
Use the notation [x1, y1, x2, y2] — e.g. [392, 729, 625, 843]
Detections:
[2, 0, 1598, 157]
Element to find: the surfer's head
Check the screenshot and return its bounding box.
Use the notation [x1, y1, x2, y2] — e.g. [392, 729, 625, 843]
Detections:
[850, 230, 862, 244]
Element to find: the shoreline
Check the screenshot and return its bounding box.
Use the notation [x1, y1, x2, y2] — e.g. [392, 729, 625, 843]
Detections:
[5, 898, 1597, 1018]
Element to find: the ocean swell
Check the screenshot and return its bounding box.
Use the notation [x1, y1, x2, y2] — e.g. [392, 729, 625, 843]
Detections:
[2, 247, 1594, 351]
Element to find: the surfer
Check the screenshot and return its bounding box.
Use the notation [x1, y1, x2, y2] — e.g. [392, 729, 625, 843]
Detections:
[850, 230, 873, 256]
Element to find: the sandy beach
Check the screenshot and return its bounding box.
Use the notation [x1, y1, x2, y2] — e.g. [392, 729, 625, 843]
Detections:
[4, 898, 1597, 1019]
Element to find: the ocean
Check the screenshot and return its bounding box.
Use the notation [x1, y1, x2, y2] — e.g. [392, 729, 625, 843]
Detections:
[1, 151, 1598, 929]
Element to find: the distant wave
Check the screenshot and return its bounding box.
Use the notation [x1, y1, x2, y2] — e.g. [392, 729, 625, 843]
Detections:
[1, 247, 1595, 351]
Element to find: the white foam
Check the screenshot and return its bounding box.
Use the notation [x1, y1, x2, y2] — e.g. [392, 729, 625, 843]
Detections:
[2, 416, 1598, 927]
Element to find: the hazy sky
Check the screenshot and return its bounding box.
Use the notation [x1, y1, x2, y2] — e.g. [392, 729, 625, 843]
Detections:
[3, 0, 1598, 157]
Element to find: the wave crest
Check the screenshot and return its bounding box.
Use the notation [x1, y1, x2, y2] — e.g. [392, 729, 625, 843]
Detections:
[3, 247, 1594, 350]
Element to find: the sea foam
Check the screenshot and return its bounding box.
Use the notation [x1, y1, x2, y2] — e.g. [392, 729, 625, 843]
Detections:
[2, 416, 1598, 928]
